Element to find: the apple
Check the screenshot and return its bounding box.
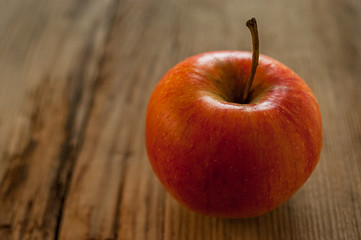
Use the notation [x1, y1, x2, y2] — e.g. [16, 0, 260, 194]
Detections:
[145, 18, 322, 218]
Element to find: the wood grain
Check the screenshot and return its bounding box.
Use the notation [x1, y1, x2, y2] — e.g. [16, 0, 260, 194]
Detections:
[0, 0, 360, 239]
[0, 0, 118, 239]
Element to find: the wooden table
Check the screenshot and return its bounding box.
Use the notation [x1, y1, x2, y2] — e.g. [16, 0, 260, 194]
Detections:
[0, 0, 360, 239]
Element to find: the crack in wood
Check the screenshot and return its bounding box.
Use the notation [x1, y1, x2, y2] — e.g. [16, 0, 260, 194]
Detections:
[112, 150, 133, 240]
[1, 140, 37, 198]
[0, 82, 46, 198]
[53, 1, 122, 239]
[52, 34, 103, 240]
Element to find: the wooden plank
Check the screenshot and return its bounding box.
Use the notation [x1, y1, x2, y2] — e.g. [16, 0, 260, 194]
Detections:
[0, 0, 360, 239]
[58, 1, 173, 239]
[0, 0, 118, 239]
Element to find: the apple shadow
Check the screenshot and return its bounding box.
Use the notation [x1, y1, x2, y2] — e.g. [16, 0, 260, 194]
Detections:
[211, 199, 308, 239]
[168, 197, 308, 239]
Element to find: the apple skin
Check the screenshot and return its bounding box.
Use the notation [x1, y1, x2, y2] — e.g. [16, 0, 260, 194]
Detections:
[145, 51, 322, 218]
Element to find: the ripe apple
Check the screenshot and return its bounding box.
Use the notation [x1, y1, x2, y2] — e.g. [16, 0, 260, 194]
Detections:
[145, 18, 322, 218]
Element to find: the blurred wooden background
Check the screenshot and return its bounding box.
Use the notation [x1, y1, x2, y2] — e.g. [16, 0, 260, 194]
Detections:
[0, 0, 360, 239]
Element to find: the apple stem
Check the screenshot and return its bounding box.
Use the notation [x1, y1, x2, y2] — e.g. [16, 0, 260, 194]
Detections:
[242, 17, 259, 103]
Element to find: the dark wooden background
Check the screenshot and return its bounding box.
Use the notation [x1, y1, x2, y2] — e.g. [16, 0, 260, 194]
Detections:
[0, 0, 360, 239]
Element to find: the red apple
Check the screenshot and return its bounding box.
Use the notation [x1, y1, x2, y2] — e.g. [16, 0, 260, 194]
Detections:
[145, 18, 322, 218]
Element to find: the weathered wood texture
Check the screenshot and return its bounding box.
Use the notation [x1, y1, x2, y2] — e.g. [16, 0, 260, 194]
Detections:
[0, 0, 360, 239]
[0, 0, 118, 239]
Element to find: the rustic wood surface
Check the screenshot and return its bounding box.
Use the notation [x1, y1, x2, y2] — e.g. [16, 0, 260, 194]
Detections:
[0, 0, 360, 239]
